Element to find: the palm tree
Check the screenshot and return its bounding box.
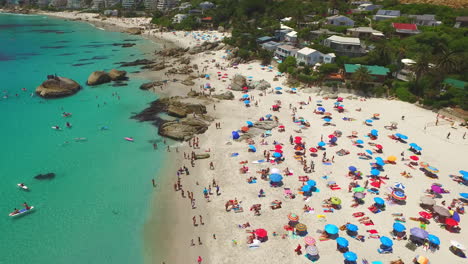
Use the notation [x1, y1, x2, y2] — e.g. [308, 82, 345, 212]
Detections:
[434, 46, 460, 75]
[352, 66, 372, 91]
[408, 54, 431, 97]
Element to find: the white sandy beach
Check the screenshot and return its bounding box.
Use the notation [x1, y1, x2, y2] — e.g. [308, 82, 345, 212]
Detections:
[28, 12, 468, 264]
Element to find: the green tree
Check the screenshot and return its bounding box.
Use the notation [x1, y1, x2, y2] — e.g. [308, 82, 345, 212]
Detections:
[409, 54, 431, 96]
[351, 66, 372, 91]
[278, 56, 297, 73]
[318, 63, 339, 74]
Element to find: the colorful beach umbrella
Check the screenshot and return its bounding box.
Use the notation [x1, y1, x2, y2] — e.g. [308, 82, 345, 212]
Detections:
[324, 224, 339, 235]
[431, 185, 444, 194]
[269, 173, 283, 182]
[394, 182, 406, 189]
[336, 237, 349, 247]
[255, 229, 267, 238]
[392, 190, 406, 200]
[380, 236, 393, 247]
[427, 234, 440, 245]
[410, 227, 429, 239]
[343, 251, 357, 261]
[348, 166, 357, 172]
[305, 245, 319, 255]
[288, 213, 299, 222]
[331, 197, 341, 205]
[275, 86, 282, 90]
[460, 170, 468, 177]
[374, 197, 385, 205]
[426, 166, 439, 174]
[309, 147, 318, 153]
[307, 180, 316, 187]
[371, 169, 380, 176]
[346, 224, 358, 232]
[304, 236, 316, 245]
[295, 223, 307, 232]
[419, 211, 432, 219]
[393, 222, 406, 232]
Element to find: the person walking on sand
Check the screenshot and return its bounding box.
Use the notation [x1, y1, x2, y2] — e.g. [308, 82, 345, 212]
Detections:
[199, 215, 204, 225]
[193, 216, 197, 226]
[464, 132, 466, 139]
[209, 161, 214, 170]
[198, 236, 202, 245]
[197, 256, 202, 264]
[294, 244, 302, 255]
[447, 132, 451, 139]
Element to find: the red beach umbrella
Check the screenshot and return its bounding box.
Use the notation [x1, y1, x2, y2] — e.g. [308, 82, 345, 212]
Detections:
[275, 149, 283, 154]
[241, 126, 249, 132]
[410, 156, 419, 161]
[242, 87, 248, 90]
[419, 211, 432, 219]
[275, 145, 283, 150]
[294, 139, 302, 144]
[446, 218, 458, 226]
[279, 125, 285, 128]
[375, 144, 383, 149]
[255, 229, 268, 238]
[295, 136, 302, 140]
[295, 145, 304, 151]
[328, 134, 335, 139]
[309, 148, 318, 153]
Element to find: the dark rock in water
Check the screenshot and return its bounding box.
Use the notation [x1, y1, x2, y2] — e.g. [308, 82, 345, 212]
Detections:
[131, 71, 140, 73]
[108, 69, 127, 81]
[72, 62, 94, 67]
[36, 76, 81, 98]
[34, 173, 56, 180]
[59, 53, 75, 56]
[119, 59, 153, 67]
[124, 39, 138, 42]
[113, 43, 136, 48]
[112, 82, 128, 87]
[40, 45, 66, 49]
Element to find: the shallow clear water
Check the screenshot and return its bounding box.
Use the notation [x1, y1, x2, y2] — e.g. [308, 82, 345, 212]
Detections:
[0, 13, 163, 264]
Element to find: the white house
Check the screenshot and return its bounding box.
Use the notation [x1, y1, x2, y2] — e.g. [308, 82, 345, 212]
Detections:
[295, 47, 336, 66]
[326, 15, 355, 27]
[356, 3, 382, 12]
[274, 45, 299, 60]
[373, 10, 400, 21]
[285, 31, 298, 43]
[199, 1, 215, 9]
[173, 14, 188, 23]
[323, 35, 366, 57]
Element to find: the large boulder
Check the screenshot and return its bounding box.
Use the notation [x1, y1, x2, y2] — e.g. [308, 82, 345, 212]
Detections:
[254, 120, 279, 130]
[36, 76, 81, 98]
[252, 79, 271, 90]
[212, 91, 234, 100]
[167, 105, 188, 118]
[231, 74, 247, 91]
[159, 116, 210, 141]
[126, 27, 142, 35]
[108, 69, 127, 81]
[140, 81, 164, 90]
[133, 96, 207, 121]
[195, 153, 210, 159]
[87, 71, 111, 86]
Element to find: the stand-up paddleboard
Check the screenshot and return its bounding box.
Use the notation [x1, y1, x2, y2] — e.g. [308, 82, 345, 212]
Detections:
[124, 137, 134, 142]
[51, 126, 61, 130]
[9, 206, 34, 217]
[74, 137, 87, 142]
[17, 184, 28, 190]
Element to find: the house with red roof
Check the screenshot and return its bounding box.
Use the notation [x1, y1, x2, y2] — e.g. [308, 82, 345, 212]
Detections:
[392, 23, 420, 36]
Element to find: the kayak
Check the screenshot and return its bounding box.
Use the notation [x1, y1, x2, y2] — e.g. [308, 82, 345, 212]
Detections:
[51, 126, 61, 130]
[124, 137, 134, 142]
[9, 206, 34, 217]
[17, 184, 28, 190]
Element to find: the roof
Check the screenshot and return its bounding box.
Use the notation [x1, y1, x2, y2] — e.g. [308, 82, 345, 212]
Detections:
[408, 14, 436, 21]
[311, 28, 338, 35]
[286, 31, 297, 37]
[347, 27, 381, 33]
[376, 9, 400, 17]
[201, 17, 212, 21]
[344, 64, 390, 75]
[456, 16, 468, 22]
[262, 41, 281, 47]
[443, 78, 467, 89]
[257, 36, 274, 42]
[327, 35, 361, 45]
[277, 44, 298, 52]
[327, 15, 353, 21]
[297, 47, 319, 56]
[392, 23, 418, 31]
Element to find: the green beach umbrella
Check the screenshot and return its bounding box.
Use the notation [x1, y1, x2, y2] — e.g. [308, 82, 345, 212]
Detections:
[353, 187, 365, 193]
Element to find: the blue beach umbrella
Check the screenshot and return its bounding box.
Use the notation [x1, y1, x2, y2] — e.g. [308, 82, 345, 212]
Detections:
[334, 102, 340, 105]
[356, 139, 364, 144]
[394, 182, 405, 189]
[323, 117, 332, 122]
[246, 121, 253, 127]
[232, 131, 240, 139]
[395, 133, 408, 140]
[372, 262, 384, 264]
[371, 129, 378, 136]
[269, 173, 283, 182]
[346, 224, 358, 232]
[348, 166, 357, 172]
[371, 169, 380, 176]
[244, 100, 251, 104]
[242, 94, 249, 98]
[365, 119, 373, 123]
[291, 88, 297, 91]
[380, 236, 393, 247]
[272, 152, 282, 158]
[366, 149, 373, 155]
[460, 170, 468, 179]
[275, 87, 282, 90]
[248, 145, 256, 152]
[324, 224, 339, 235]
[307, 180, 317, 187]
[205, 74, 210, 78]
[414, 145, 422, 151]
[247, 76, 253, 79]
[317, 107, 325, 112]
[343, 251, 357, 261]
[301, 185, 312, 192]
[265, 114, 272, 118]
[393, 222, 406, 232]
[374, 197, 385, 205]
[460, 193, 468, 199]
[318, 141, 326, 147]
[427, 234, 440, 245]
[336, 237, 349, 247]
[452, 211, 461, 223]
[330, 137, 338, 143]
[410, 227, 429, 239]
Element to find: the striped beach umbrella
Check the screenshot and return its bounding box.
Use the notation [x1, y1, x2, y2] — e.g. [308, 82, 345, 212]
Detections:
[426, 166, 439, 174]
[305, 245, 319, 255]
[288, 213, 299, 222]
[391, 190, 407, 200]
[295, 223, 307, 232]
[304, 236, 316, 245]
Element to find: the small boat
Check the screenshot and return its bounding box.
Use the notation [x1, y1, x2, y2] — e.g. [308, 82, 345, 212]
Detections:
[124, 137, 134, 142]
[17, 183, 28, 190]
[9, 206, 34, 217]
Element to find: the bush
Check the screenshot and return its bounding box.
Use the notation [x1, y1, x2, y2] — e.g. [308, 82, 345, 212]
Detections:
[395, 86, 417, 103]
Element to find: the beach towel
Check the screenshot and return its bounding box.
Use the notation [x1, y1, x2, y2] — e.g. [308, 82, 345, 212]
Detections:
[298, 176, 309, 182]
[322, 162, 332, 165]
[251, 160, 265, 164]
[231, 153, 239, 157]
[248, 180, 257, 184]
[330, 185, 341, 190]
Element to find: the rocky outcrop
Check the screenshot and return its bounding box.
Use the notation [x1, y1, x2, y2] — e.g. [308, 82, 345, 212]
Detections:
[133, 96, 207, 120]
[87, 71, 111, 85]
[252, 79, 271, 90]
[119, 59, 154, 67]
[231, 74, 247, 91]
[36, 76, 81, 98]
[156, 47, 189, 57]
[181, 78, 195, 86]
[189, 41, 220, 55]
[126, 27, 142, 35]
[178, 57, 190, 65]
[212, 91, 234, 100]
[108, 69, 127, 81]
[159, 116, 211, 141]
[140, 81, 164, 90]
[167, 65, 194, 75]
[254, 120, 279, 130]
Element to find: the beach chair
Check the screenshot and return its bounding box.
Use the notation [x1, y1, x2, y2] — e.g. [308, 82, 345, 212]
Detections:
[233, 205, 244, 213]
[378, 247, 393, 254]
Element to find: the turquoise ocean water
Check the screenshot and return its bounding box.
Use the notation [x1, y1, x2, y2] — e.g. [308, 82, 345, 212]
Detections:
[0, 13, 163, 264]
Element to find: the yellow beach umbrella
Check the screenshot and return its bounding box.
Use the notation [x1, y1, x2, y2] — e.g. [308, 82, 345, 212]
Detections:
[387, 156, 397, 162]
